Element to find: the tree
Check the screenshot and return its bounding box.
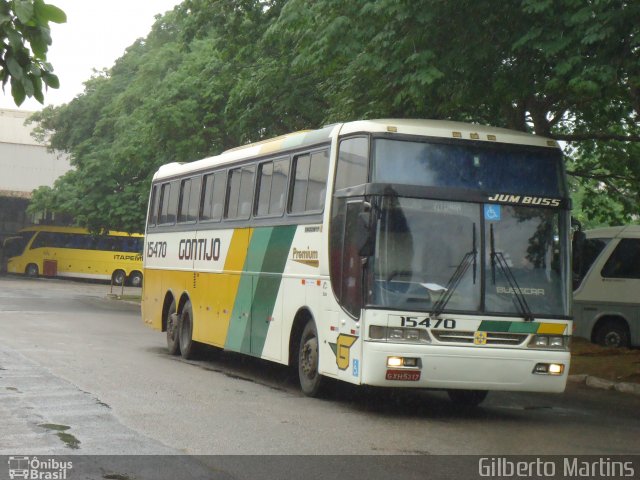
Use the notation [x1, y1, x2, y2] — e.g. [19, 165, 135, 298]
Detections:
[27, 0, 640, 232]
[0, 0, 66, 105]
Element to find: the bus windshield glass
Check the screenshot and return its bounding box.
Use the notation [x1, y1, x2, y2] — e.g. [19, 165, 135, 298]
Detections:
[373, 138, 565, 197]
[368, 197, 569, 318]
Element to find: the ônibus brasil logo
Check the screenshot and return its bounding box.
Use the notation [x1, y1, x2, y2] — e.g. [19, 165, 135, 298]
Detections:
[7, 457, 72, 480]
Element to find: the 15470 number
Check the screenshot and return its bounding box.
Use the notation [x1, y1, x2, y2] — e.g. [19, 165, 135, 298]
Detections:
[400, 316, 456, 329]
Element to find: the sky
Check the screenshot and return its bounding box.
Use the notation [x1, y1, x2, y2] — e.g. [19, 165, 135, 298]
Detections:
[0, 0, 183, 112]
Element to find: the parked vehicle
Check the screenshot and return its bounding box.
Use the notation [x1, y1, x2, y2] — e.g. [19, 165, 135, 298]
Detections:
[573, 225, 640, 347]
[5, 226, 144, 286]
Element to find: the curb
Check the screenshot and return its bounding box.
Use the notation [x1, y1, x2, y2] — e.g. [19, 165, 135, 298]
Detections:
[568, 374, 640, 395]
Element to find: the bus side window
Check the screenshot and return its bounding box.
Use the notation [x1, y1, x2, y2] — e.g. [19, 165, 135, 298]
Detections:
[148, 185, 159, 227]
[290, 149, 329, 214]
[30, 232, 45, 249]
[158, 183, 171, 225]
[256, 161, 274, 217]
[167, 180, 179, 225]
[255, 157, 289, 217]
[187, 176, 201, 223]
[601, 239, 640, 279]
[200, 172, 225, 222]
[226, 165, 255, 220]
[335, 137, 369, 191]
[178, 178, 192, 223]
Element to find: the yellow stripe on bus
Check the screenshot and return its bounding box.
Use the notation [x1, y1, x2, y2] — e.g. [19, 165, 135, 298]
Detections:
[537, 323, 567, 335]
[195, 228, 253, 347]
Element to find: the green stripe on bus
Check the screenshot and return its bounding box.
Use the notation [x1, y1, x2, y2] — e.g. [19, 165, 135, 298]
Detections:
[508, 322, 540, 334]
[478, 320, 510, 332]
[478, 321, 541, 334]
[225, 226, 296, 355]
[250, 225, 297, 355]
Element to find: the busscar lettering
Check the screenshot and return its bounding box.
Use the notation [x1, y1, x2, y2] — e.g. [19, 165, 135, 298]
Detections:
[497, 286, 545, 296]
[178, 238, 221, 261]
[487, 193, 561, 207]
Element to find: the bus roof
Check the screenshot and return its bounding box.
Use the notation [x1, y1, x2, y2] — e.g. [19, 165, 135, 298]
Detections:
[153, 119, 560, 181]
[585, 225, 640, 240]
[19, 226, 143, 237]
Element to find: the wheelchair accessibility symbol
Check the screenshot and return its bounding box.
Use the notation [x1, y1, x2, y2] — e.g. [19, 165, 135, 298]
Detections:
[484, 204, 501, 221]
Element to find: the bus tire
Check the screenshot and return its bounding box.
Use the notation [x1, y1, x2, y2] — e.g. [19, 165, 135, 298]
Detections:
[166, 299, 180, 355]
[179, 301, 199, 360]
[298, 320, 325, 397]
[594, 319, 630, 348]
[128, 271, 143, 288]
[25, 264, 39, 277]
[447, 389, 488, 408]
[111, 269, 126, 286]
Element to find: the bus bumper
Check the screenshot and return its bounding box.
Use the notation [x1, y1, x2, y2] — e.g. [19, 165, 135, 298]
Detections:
[361, 341, 570, 392]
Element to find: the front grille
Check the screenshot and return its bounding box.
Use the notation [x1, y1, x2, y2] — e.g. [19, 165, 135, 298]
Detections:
[431, 330, 528, 346]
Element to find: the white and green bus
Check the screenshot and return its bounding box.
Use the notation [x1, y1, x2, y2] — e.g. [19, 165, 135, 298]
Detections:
[142, 119, 572, 406]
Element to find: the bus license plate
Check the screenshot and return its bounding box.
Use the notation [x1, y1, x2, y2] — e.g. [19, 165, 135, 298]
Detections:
[386, 370, 421, 381]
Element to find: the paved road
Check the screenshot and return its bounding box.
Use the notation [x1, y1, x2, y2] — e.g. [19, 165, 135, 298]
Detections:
[0, 275, 638, 473]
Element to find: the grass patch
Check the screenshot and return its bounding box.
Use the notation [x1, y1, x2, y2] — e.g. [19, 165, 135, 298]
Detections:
[570, 337, 640, 383]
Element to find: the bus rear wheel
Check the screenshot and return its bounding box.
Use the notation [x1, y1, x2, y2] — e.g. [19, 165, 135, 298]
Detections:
[298, 321, 325, 397]
[128, 271, 143, 288]
[166, 299, 180, 355]
[25, 264, 39, 277]
[594, 319, 630, 348]
[179, 301, 199, 360]
[447, 389, 488, 408]
[111, 269, 126, 286]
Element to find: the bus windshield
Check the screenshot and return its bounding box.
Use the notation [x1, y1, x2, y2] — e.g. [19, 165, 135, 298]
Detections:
[373, 138, 565, 197]
[368, 197, 569, 318]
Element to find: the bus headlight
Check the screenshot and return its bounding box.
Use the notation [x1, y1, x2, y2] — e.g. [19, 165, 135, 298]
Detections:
[528, 335, 570, 350]
[369, 326, 431, 343]
[533, 363, 565, 375]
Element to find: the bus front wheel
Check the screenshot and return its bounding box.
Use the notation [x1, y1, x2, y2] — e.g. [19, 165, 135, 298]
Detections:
[447, 389, 488, 408]
[111, 269, 126, 286]
[166, 299, 180, 355]
[25, 264, 39, 277]
[298, 321, 325, 397]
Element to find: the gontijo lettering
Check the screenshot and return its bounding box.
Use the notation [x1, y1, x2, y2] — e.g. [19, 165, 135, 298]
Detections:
[178, 238, 221, 261]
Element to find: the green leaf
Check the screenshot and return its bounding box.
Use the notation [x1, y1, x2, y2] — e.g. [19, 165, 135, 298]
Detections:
[38, 3, 67, 23]
[5, 54, 24, 80]
[32, 74, 44, 102]
[22, 73, 34, 97]
[14, 0, 35, 24]
[10, 77, 26, 105]
[30, 29, 50, 58]
[42, 71, 59, 88]
[6, 27, 23, 49]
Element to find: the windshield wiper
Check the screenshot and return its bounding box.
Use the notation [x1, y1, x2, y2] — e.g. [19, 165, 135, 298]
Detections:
[431, 224, 477, 317]
[490, 224, 534, 322]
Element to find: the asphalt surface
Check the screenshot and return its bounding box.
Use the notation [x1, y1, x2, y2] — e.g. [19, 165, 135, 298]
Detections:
[0, 275, 639, 479]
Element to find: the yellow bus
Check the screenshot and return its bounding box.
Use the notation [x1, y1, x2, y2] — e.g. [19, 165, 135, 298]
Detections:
[5, 226, 144, 286]
[143, 119, 572, 406]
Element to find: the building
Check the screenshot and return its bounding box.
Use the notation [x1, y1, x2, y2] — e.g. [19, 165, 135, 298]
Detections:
[0, 108, 72, 242]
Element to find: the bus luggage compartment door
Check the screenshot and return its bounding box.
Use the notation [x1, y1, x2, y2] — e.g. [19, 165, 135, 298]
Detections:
[43, 259, 58, 276]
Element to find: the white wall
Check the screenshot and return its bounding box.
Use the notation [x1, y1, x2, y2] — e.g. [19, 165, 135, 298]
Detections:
[0, 108, 72, 194]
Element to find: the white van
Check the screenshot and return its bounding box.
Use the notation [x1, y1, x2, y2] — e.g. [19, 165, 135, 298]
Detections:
[573, 225, 640, 347]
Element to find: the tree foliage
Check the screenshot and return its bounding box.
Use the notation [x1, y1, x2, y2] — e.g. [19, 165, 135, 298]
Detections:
[28, 0, 640, 233]
[0, 0, 66, 105]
